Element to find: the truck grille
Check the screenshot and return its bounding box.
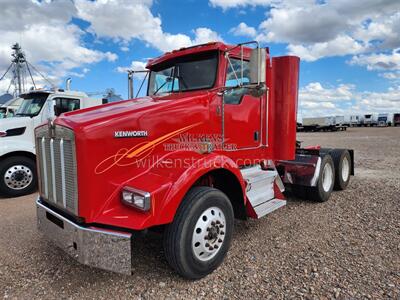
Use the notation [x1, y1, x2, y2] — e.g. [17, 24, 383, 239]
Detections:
[35, 125, 78, 215]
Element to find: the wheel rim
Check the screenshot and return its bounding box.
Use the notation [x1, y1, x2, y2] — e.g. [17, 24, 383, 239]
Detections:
[4, 165, 33, 191]
[322, 163, 333, 192]
[341, 156, 350, 182]
[192, 206, 226, 262]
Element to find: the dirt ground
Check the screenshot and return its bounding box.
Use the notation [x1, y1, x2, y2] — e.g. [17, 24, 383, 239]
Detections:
[0, 127, 399, 299]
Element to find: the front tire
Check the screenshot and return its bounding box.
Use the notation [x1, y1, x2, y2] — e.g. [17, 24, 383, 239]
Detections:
[0, 156, 37, 197]
[163, 187, 234, 279]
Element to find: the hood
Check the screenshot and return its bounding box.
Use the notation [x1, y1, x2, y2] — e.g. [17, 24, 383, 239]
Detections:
[0, 116, 32, 132]
[56, 92, 208, 131]
[53, 91, 215, 222]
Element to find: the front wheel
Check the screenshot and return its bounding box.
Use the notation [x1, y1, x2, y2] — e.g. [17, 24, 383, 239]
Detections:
[0, 156, 37, 197]
[163, 187, 234, 279]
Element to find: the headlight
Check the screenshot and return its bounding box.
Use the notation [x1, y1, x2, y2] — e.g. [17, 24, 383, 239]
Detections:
[121, 187, 151, 211]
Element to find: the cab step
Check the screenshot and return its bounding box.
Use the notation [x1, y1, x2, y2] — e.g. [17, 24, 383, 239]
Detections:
[241, 165, 286, 219]
[253, 198, 286, 218]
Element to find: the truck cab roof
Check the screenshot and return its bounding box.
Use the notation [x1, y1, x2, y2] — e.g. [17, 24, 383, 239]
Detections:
[20, 89, 90, 99]
[146, 42, 270, 69]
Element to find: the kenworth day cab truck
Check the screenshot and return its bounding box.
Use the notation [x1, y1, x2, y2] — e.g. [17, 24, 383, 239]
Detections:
[35, 42, 354, 279]
[0, 87, 105, 197]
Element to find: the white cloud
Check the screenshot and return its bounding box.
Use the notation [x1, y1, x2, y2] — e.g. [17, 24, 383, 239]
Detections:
[209, 0, 273, 10]
[353, 12, 400, 49]
[349, 49, 400, 71]
[287, 35, 366, 62]
[117, 61, 148, 77]
[193, 28, 224, 45]
[0, 0, 117, 94]
[115, 28, 223, 79]
[229, 22, 257, 38]
[300, 82, 355, 103]
[380, 72, 400, 80]
[224, 1, 400, 63]
[0, 0, 223, 96]
[75, 0, 221, 53]
[257, 4, 348, 45]
[360, 87, 400, 111]
[298, 81, 400, 117]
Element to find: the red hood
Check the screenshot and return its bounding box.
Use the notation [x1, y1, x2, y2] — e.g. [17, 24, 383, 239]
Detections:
[57, 94, 193, 129]
[53, 90, 215, 223]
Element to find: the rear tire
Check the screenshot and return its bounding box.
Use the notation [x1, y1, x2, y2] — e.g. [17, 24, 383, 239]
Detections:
[0, 156, 37, 197]
[163, 186, 234, 279]
[330, 149, 352, 190]
[307, 154, 335, 202]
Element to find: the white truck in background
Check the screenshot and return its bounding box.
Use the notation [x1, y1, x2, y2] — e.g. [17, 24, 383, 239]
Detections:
[362, 113, 378, 126]
[0, 88, 107, 197]
[0, 97, 23, 118]
[377, 113, 393, 127]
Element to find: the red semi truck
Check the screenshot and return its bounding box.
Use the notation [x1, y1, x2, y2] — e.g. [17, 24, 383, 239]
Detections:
[35, 42, 354, 279]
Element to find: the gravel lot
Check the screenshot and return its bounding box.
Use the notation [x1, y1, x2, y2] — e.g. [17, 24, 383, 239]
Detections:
[1, 127, 399, 299]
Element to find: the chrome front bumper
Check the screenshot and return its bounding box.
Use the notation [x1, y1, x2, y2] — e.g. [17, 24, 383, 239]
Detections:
[36, 199, 132, 275]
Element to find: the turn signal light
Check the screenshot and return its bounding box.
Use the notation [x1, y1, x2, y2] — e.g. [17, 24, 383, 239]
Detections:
[121, 187, 151, 211]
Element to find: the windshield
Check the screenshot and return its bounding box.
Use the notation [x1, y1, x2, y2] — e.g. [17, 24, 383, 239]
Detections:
[148, 51, 218, 96]
[16, 93, 49, 117]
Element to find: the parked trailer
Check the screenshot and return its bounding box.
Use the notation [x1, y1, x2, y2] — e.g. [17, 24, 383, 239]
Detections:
[34, 41, 354, 279]
[335, 115, 345, 126]
[394, 113, 400, 126]
[302, 116, 347, 132]
[377, 113, 392, 127]
[363, 113, 378, 126]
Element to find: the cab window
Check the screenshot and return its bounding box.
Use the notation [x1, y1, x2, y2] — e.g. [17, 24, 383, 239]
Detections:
[54, 98, 80, 116]
[224, 58, 251, 104]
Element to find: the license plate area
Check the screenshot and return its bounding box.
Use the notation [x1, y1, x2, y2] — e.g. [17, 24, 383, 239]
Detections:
[46, 211, 64, 229]
[37, 200, 133, 275]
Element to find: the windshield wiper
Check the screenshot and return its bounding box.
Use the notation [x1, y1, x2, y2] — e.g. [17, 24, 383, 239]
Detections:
[153, 77, 173, 95]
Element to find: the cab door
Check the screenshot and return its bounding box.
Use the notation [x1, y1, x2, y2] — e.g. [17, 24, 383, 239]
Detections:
[223, 58, 262, 150]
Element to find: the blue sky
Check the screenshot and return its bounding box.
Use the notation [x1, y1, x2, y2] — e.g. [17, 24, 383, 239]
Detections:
[0, 0, 399, 117]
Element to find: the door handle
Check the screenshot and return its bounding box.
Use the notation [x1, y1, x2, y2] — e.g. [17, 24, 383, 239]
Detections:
[254, 131, 259, 141]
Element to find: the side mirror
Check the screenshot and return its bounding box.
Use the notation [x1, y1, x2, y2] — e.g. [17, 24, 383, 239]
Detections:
[45, 99, 56, 120]
[249, 48, 266, 85]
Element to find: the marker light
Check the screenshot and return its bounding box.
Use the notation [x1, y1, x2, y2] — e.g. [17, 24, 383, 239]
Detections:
[121, 187, 151, 211]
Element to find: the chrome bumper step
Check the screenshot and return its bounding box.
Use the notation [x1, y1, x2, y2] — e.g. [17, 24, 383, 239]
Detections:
[253, 198, 286, 218]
